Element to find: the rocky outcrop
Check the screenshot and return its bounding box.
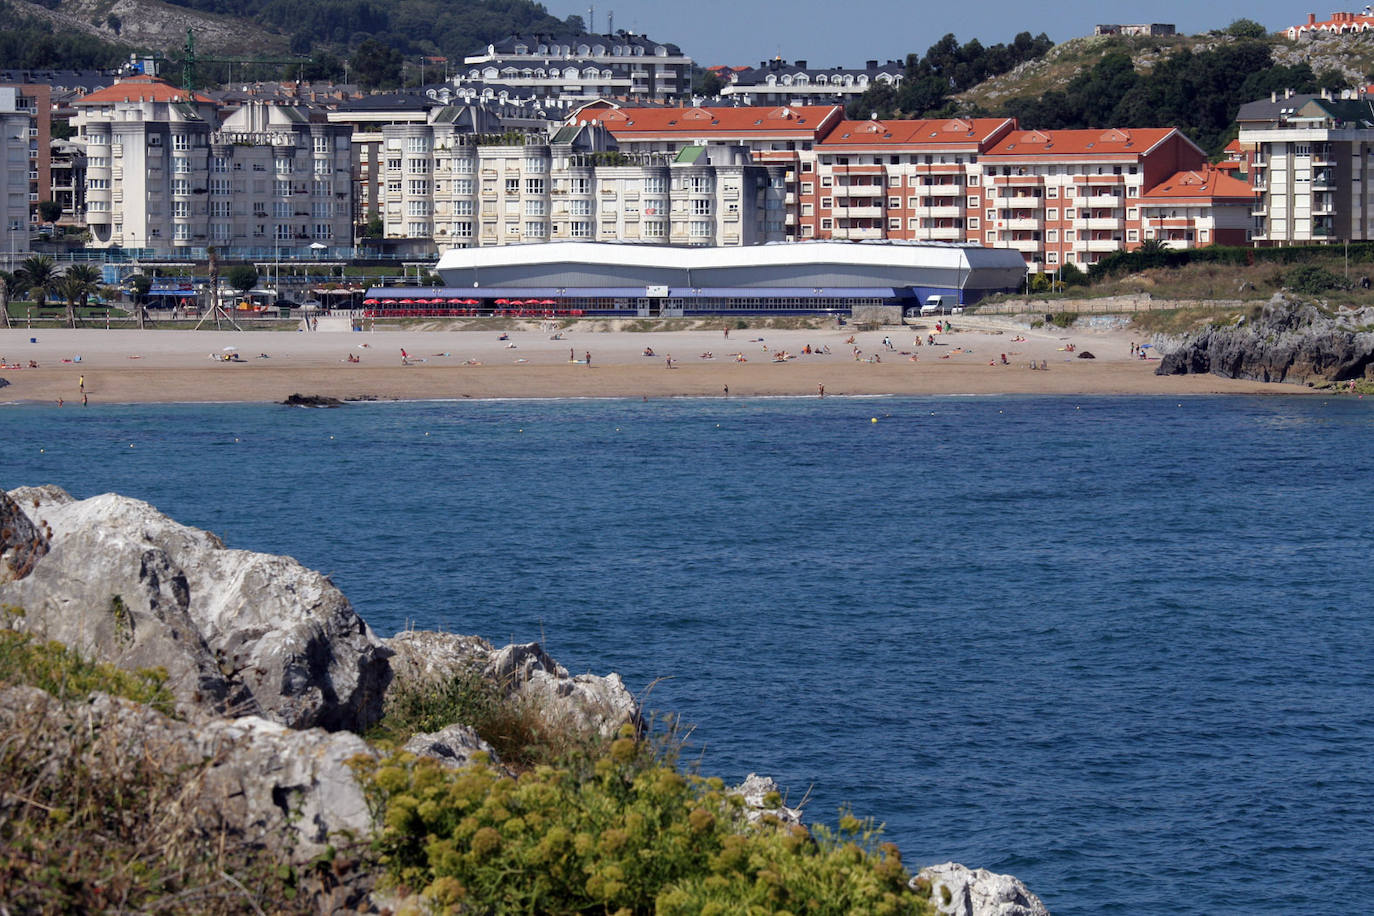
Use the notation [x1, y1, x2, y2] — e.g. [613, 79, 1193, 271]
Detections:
[729, 773, 803, 827]
[0, 685, 375, 863]
[402, 723, 497, 769]
[283, 393, 345, 408]
[1, 486, 389, 731]
[0, 489, 49, 583]
[916, 862, 1051, 916]
[384, 631, 640, 742]
[1156, 296, 1374, 384]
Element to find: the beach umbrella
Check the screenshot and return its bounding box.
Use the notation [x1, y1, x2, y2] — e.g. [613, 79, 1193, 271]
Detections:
[495, 298, 509, 305]
[463, 298, 479, 305]
[400, 298, 415, 304]
[363, 298, 378, 305]
[540, 299, 557, 305]
[447, 298, 464, 304]
[222, 345, 237, 352]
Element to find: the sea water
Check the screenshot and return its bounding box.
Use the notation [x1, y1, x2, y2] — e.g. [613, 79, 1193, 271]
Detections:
[4, 394, 1373, 915]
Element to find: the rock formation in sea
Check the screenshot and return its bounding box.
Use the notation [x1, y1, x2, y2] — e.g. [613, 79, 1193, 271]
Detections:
[1156, 295, 1374, 384]
[0, 485, 1050, 914]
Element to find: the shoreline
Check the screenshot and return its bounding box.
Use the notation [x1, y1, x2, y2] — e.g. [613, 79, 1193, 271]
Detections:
[0, 319, 1316, 404]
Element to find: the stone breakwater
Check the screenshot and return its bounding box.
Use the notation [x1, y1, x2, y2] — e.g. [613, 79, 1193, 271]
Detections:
[0, 485, 1048, 915]
[1156, 296, 1374, 385]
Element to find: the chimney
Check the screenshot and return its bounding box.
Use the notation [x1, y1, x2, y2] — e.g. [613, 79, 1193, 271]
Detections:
[1272, 90, 1278, 102]
[865, 59, 878, 70]
[1286, 88, 1294, 99]
[796, 60, 807, 69]
[1308, 13, 1317, 24]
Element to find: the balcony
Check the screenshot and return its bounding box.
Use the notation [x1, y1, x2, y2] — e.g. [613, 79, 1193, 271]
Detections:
[1083, 217, 1122, 230]
[1085, 238, 1124, 252]
[925, 205, 962, 219]
[1085, 194, 1121, 207]
[1002, 196, 1043, 209]
[925, 226, 963, 240]
[925, 184, 961, 197]
[838, 184, 883, 197]
[1004, 217, 1041, 231]
[1005, 238, 1042, 253]
[838, 205, 883, 218]
[1251, 203, 1268, 216]
[834, 226, 883, 239]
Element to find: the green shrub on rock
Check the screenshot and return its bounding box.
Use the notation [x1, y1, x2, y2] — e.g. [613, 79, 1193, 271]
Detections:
[356, 730, 931, 915]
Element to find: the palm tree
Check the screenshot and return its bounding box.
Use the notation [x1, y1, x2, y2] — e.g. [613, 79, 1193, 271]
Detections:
[57, 264, 102, 328]
[16, 255, 58, 314]
[0, 270, 12, 329]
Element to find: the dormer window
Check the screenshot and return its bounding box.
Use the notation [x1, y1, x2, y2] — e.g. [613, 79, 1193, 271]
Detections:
[514, 44, 528, 54]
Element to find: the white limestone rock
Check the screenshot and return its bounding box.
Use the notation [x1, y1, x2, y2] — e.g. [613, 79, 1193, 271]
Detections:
[729, 773, 804, 827]
[1, 486, 389, 731]
[0, 685, 376, 862]
[402, 723, 497, 769]
[916, 862, 1051, 916]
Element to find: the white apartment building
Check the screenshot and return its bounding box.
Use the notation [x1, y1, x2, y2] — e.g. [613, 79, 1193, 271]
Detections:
[1238, 93, 1374, 244]
[462, 32, 693, 104]
[359, 113, 788, 251]
[0, 87, 31, 263]
[74, 76, 352, 257]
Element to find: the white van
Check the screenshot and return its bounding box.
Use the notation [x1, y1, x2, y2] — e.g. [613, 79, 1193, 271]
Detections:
[920, 295, 959, 316]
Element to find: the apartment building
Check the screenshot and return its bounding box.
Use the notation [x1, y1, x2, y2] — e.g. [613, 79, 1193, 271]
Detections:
[74, 76, 352, 257]
[360, 112, 785, 251]
[1238, 93, 1374, 244]
[461, 31, 693, 104]
[1138, 166, 1256, 249]
[801, 117, 1016, 242]
[1286, 11, 1374, 40]
[0, 88, 31, 262]
[719, 59, 904, 107]
[972, 127, 1208, 271]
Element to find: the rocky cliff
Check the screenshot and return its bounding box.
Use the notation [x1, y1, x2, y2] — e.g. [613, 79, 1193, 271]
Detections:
[1156, 296, 1374, 385]
[0, 485, 1048, 915]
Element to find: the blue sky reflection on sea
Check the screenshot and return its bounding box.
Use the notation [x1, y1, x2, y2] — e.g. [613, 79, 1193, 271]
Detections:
[4, 394, 1374, 915]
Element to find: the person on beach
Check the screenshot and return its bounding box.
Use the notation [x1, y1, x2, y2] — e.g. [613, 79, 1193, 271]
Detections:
[665, 355, 673, 369]
[817, 382, 825, 398]
[723, 385, 729, 397]
[78, 374, 85, 392]
[57, 397, 63, 407]
[400, 348, 410, 365]
[585, 351, 591, 368]
[82, 393, 88, 406]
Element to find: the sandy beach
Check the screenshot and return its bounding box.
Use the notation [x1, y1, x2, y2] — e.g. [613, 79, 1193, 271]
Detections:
[0, 316, 1288, 404]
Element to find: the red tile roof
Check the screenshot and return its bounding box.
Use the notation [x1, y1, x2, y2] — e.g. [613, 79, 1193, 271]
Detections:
[1141, 167, 1257, 202]
[819, 117, 1014, 148]
[572, 104, 843, 138]
[75, 75, 215, 106]
[982, 127, 1180, 159]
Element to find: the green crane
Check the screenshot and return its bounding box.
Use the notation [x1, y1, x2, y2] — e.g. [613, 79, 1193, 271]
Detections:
[166, 29, 305, 91]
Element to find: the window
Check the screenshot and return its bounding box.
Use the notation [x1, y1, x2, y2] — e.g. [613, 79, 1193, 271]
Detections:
[275, 224, 292, 240]
[209, 178, 231, 195]
[407, 201, 431, 216]
[525, 220, 547, 237]
[314, 158, 331, 175]
[644, 221, 666, 238]
[172, 133, 189, 151]
[386, 157, 401, 172]
[312, 201, 333, 218]
[408, 179, 430, 195]
[172, 201, 189, 218]
[571, 177, 592, 195]
[505, 178, 520, 194]
[821, 218, 832, 230]
[174, 223, 190, 240]
[986, 230, 996, 243]
[313, 223, 332, 239]
[273, 201, 292, 218]
[407, 158, 428, 174]
[172, 178, 189, 196]
[408, 221, 430, 236]
[821, 197, 832, 209]
[404, 136, 431, 153]
[820, 175, 832, 187]
[386, 179, 401, 194]
[968, 217, 979, 229]
[455, 200, 473, 215]
[525, 199, 546, 216]
[967, 196, 980, 208]
[889, 218, 901, 230]
[967, 174, 979, 186]
[454, 221, 473, 238]
[211, 222, 231, 240]
[1127, 229, 1139, 242]
[211, 156, 228, 173]
[525, 156, 548, 173]
[1047, 209, 1058, 221]
[1064, 208, 1076, 220]
[172, 157, 190, 174]
[316, 136, 333, 154]
[1127, 208, 1138, 220]
[1047, 186, 1058, 198]
[275, 179, 293, 197]
[570, 199, 592, 216]
[454, 158, 474, 174]
[1047, 229, 1058, 242]
[691, 199, 712, 215]
[571, 221, 592, 238]
[275, 157, 293, 175]
[525, 178, 545, 195]
[313, 179, 331, 196]
[644, 176, 666, 194]
[1047, 251, 1059, 264]
[210, 200, 230, 217]
[889, 197, 901, 209]
[689, 220, 712, 237]
[86, 178, 109, 190]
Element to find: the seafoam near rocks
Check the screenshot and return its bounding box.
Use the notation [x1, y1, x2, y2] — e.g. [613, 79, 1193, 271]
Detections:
[916, 861, 1052, 916]
[1, 485, 389, 731]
